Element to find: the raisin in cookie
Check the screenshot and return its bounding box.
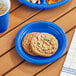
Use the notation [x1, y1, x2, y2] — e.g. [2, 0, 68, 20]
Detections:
[30, 33, 58, 57]
[22, 32, 39, 56]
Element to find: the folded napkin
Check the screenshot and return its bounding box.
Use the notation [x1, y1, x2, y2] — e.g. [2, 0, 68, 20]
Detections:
[60, 30, 76, 76]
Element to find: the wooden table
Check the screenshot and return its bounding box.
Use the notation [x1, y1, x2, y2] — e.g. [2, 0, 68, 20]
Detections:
[0, 0, 76, 76]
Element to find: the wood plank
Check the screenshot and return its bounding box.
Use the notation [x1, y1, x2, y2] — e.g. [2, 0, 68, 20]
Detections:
[0, 0, 76, 37]
[4, 28, 75, 76]
[10, 0, 22, 11]
[37, 55, 66, 76]
[0, 8, 76, 56]
[54, 9, 76, 32]
[0, 48, 23, 75]
[10, 0, 22, 12]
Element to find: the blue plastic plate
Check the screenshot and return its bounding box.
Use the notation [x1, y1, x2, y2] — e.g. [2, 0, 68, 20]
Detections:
[18, 0, 70, 9]
[15, 21, 67, 64]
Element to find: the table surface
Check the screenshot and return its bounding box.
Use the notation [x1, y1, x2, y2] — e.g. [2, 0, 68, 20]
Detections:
[0, 0, 76, 76]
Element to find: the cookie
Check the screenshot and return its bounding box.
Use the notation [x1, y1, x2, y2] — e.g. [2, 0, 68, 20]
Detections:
[22, 32, 39, 56]
[30, 33, 58, 57]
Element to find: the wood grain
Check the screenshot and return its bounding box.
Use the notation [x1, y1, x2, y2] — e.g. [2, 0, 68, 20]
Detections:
[4, 28, 75, 76]
[0, 8, 76, 56]
[54, 9, 76, 32]
[37, 55, 66, 76]
[0, 48, 23, 75]
[10, 0, 22, 12]
[0, 0, 76, 37]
